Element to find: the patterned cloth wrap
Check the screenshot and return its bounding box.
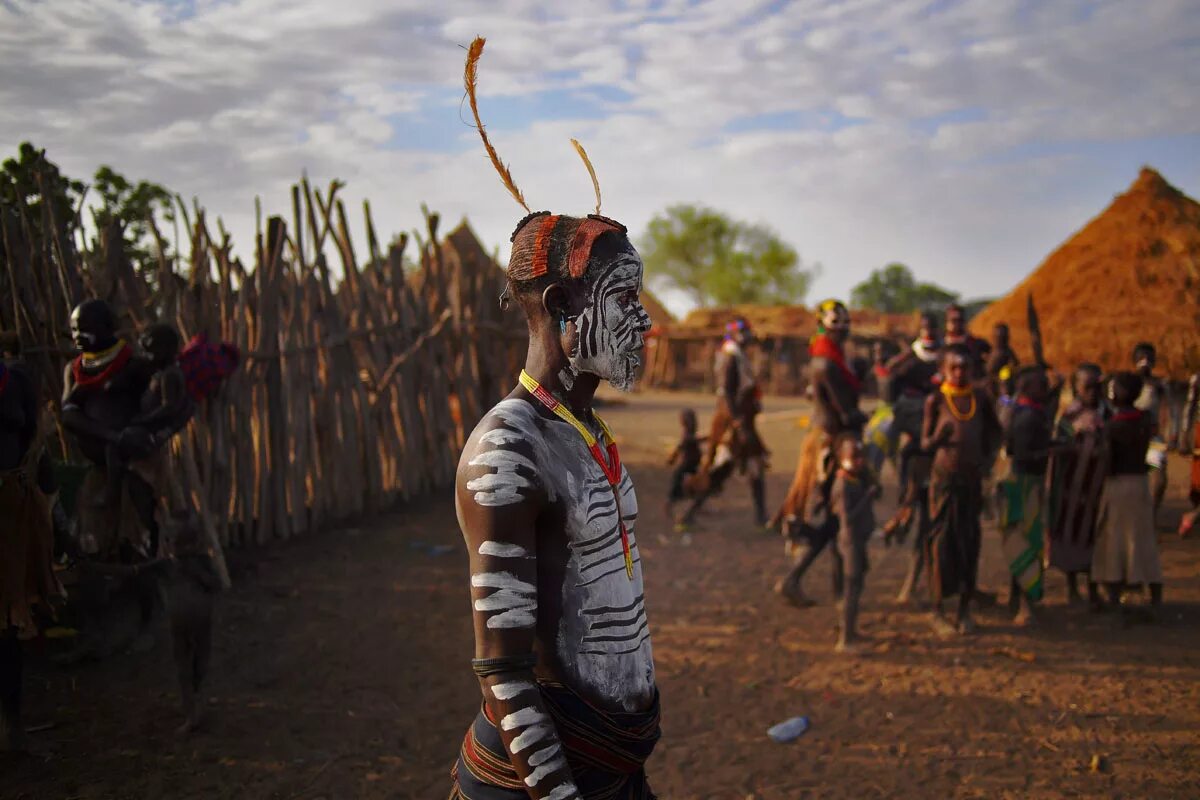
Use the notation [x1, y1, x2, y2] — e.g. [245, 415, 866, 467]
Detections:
[179, 333, 240, 402]
[450, 681, 660, 800]
[998, 473, 1045, 601]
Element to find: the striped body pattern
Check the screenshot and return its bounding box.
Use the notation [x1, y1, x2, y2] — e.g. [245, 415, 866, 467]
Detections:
[460, 398, 655, 711]
[565, 241, 652, 393]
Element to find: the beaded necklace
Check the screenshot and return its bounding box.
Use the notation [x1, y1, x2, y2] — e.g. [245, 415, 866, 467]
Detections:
[940, 381, 976, 422]
[518, 370, 634, 580]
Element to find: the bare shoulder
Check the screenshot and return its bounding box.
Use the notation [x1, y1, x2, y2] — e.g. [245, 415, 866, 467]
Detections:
[457, 396, 550, 507]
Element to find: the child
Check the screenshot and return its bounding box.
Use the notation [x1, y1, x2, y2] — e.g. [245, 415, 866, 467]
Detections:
[999, 367, 1061, 626]
[1093, 372, 1163, 618]
[166, 509, 223, 733]
[829, 435, 881, 652]
[664, 409, 704, 525]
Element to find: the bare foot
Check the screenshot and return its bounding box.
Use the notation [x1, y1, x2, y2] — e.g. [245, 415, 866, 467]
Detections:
[834, 636, 865, 654]
[1012, 608, 1037, 628]
[176, 711, 203, 735]
[775, 582, 816, 608]
[956, 615, 978, 635]
[929, 614, 957, 638]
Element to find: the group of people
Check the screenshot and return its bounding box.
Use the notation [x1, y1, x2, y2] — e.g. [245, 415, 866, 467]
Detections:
[445, 40, 1200, 799]
[1, 299, 235, 752]
[763, 299, 1194, 652]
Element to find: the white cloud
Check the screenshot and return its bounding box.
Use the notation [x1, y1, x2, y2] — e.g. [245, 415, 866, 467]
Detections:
[1, 0, 1198, 316]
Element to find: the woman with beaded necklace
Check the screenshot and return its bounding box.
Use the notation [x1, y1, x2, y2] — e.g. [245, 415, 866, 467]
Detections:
[921, 343, 1003, 636]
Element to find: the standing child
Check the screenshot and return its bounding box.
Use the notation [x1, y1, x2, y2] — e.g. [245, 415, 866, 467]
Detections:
[665, 409, 704, 525]
[829, 435, 881, 653]
[1093, 372, 1163, 618]
[922, 344, 1003, 636]
[999, 367, 1062, 626]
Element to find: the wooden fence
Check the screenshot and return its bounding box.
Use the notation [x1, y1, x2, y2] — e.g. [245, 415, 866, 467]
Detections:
[1, 174, 528, 549]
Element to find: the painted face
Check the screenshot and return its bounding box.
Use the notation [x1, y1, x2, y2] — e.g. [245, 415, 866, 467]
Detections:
[944, 353, 968, 387]
[821, 304, 851, 343]
[70, 302, 114, 352]
[569, 240, 652, 392]
[1134, 350, 1155, 373]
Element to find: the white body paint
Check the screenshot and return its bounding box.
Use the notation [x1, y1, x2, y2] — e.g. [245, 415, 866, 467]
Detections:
[459, 398, 656, 711]
[567, 243, 651, 393]
[491, 680, 535, 700]
[546, 785, 582, 800]
[471, 571, 537, 629]
[479, 541, 532, 558]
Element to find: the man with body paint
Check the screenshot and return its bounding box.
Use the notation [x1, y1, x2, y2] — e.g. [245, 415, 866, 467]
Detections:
[678, 317, 768, 529]
[773, 300, 867, 607]
[449, 38, 659, 800]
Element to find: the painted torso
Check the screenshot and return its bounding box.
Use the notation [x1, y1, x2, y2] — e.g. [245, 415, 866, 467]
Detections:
[459, 397, 655, 713]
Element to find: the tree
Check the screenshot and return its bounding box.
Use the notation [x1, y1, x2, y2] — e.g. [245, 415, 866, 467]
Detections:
[850, 263, 959, 313]
[640, 204, 818, 307]
[0, 141, 85, 236]
[90, 164, 174, 277]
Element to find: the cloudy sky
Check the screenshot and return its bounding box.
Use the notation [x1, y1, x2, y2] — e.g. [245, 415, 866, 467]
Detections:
[3, 0, 1198, 314]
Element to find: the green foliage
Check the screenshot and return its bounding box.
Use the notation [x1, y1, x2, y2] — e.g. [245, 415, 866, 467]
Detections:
[0, 141, 85, 235]
[640, 204, 817, 307]
[850, 263, 959, 313]
[90, 164, 175, 276]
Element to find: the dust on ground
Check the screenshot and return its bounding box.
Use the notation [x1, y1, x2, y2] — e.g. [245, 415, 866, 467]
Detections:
[5, 389, 1200, 799]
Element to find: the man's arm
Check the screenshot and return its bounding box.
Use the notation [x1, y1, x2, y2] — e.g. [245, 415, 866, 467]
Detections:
[980, 388, 1004, 459]
[920, 393, 941, 452]
[456, 415, 581, 800]
[1182, 375, 1199, 451]
[722, 353, 739, 414]
[130, 368, 195, 447]
[812, 358, 865, 431]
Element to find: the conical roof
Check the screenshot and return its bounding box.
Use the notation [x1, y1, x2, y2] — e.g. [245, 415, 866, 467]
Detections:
[971, 168, 1200, 380]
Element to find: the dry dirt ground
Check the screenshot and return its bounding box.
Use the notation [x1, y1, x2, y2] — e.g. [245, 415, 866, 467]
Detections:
[5, 389, 1200, 799]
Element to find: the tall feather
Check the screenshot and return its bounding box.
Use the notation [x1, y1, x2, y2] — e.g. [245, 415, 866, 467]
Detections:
[464, 37, 530, 213]
[570, 138, 601, 215]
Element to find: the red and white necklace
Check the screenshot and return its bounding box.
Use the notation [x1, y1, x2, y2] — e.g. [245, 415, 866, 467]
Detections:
[518, 370, 634, 580]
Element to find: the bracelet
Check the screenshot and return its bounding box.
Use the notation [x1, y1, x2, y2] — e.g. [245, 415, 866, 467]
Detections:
[471, 653, 538, 678]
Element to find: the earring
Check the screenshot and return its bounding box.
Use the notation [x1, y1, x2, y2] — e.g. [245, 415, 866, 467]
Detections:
[559, 317, 567, 335]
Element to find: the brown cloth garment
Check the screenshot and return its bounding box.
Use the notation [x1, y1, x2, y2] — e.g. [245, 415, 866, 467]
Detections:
[1046, 401, 1108, 573]
[0, 441, 63, 633]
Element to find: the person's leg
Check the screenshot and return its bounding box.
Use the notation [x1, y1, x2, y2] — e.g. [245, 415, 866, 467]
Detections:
[836, 576, 864, 652]
[776, 528, 829, 607]
[750, 475, 767, 528]
[1148, 582, 1163, 622]
[0, 628, 23, 752]
[897, 494, 929, 604]
[1066, 571, 1084, 606]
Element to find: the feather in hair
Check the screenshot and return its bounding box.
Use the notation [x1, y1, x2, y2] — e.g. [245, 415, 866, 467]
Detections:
[570, 138, 602, 215]
[463, 37, 530, 213]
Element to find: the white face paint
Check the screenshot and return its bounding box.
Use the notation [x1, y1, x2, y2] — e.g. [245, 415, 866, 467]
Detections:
[471, 572, 537, 629]
[567, 241, 652, 393]
[821, 303, 851, 342]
